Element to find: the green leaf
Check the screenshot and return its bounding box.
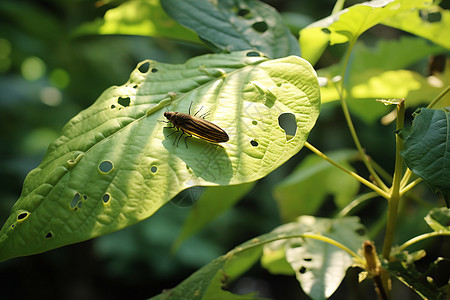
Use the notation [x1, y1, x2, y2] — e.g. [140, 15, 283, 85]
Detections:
[385, 252, 447, 300]
[399, 107, 450, 206]
[425, 207, 450, 232]
[161, 0, 300, 58]
[172, 182, 256, 251]
[0, 51, 320, 261]
[383, 6, 450, 49]
[273, 150, 360, 221]
[73, 0, 200, 43]
[262, 216, 368, 300]
[299, 0, 432, 64]
[149, 245, 266, 300]
[152, 216, 367, 300]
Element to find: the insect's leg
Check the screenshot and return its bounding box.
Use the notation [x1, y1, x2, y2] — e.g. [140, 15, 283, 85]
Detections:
[200, 110, 210, 119]
[175, 130, 185, 147]
[184, 132, 192, 148]
[166, 126, 179, 137]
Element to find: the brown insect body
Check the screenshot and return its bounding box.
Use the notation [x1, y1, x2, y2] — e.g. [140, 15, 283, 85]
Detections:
[164, 108, 229, 146]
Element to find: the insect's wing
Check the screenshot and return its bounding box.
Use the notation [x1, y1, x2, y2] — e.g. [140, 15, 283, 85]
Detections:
[182, 115, 229, 143]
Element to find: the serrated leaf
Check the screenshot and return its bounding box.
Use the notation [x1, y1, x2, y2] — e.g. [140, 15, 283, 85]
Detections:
[273, 150, 360, 221]
[0, 51, 320, 261]
[299, 0, 433, 64]
[73, 0, 200, 43]
[172, 182, 255, 251]
[161, 0, 300, 59]
[399, 107, 450, 206]
[262, 216, 368, 300]
[425, 207, 450, 232]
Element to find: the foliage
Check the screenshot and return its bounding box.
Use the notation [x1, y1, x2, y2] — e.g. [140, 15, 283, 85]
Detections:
[1, 0, 449, 299]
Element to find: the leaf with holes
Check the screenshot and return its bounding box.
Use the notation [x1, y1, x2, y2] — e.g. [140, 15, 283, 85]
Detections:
[262, 216, 368, 300]
[0, 51, 320, 261]
[161, 0, 300, 59]
[399, 107, 450, 207]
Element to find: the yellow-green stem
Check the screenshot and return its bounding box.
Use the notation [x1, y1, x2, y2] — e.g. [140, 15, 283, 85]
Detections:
[427, 85, 450, 109]
[382, 100, 405, 259]
[398, 231, 450, 252]
[305, 142, 390, 199]
[337, 39, 389, 192]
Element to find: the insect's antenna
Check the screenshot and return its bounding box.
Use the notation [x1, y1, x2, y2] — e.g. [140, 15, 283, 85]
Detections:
[188, 102, 193, 115]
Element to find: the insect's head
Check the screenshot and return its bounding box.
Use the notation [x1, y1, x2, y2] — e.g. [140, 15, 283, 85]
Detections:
[164, 111, 176, 119]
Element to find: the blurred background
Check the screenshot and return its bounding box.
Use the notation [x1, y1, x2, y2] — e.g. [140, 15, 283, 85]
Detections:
[0, 0, 448, 299]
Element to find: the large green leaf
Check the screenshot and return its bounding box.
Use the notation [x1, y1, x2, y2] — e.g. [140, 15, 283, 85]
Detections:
[161, 0, 300, 59]
[399, 107, 450, 206]
[0, 51, 320, 261]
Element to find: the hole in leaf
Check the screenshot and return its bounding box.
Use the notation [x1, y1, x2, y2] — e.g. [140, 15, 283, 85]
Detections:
[419, 10, 442, 22]
[150, 166, 158, 173]
[11, 224, 15, 228]
[118, 97, 130, 107]
[102, 193, 111, 204]
[299, 267, 307, 274]
[303, 258, 312, 262]
[138, 62, 150, 73]
[83, 195, 88, 200]
[111, 104, 116, 109]
[151, 68, 158, 73]
[278, 112, 297, 141]
[17, 212, 29, 221]
[321, 28, 331, 34]
[252, 120, 258, 125]
[133, 84, 138, 89]
[98, 160, 114, 174]
[77, 201, 83, 209]
[355, 228, 366, 236]
[237, 8, 250, 17]
[45, 232, 53, 239]
[250, 140, 258, 147]
[252, 21, 268, 33]
[70, 193, 81, 209]
[246, 51, 261, 57]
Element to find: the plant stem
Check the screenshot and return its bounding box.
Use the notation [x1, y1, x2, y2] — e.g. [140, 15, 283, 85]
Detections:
[398, 231, 450, 252]
[337, 191, 379, 217]
[400, 178, 422, 196]
[382, 100, 405, 260]
[304, 142, 390, 199]
[337, 38, 389, 192]
[427, 85, 450, 109]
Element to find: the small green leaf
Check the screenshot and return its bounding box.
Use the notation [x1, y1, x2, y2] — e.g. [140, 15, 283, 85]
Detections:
[273, 150, 360, 221]
[399, 107, 450, 206]
[0, 51, 320, 261]
[161, 0, 300, 58]
[73, 0, 200, 43]
[299, 0, 433, 64]
[385, 253, 447, 300]
[172, 182, 256, 251]
[262, 216, 368, 300]
[425, 207, 450, 232]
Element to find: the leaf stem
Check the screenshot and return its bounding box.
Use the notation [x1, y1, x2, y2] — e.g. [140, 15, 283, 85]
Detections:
[398, 231, 450, 252]
[305, 142, 390, 199]
[400, 178, 422, 196]
[337, 38, 389, 192]
[427, 85, 450, 109]
[382, 100, 405, 260]
[337, 191, 379, 217]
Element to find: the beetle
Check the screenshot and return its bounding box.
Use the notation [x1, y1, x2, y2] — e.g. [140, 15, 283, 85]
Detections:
[163, 103, 229, 147]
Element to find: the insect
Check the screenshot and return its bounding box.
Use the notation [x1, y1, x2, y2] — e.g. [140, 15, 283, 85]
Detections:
[163, 102, 229, 147]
